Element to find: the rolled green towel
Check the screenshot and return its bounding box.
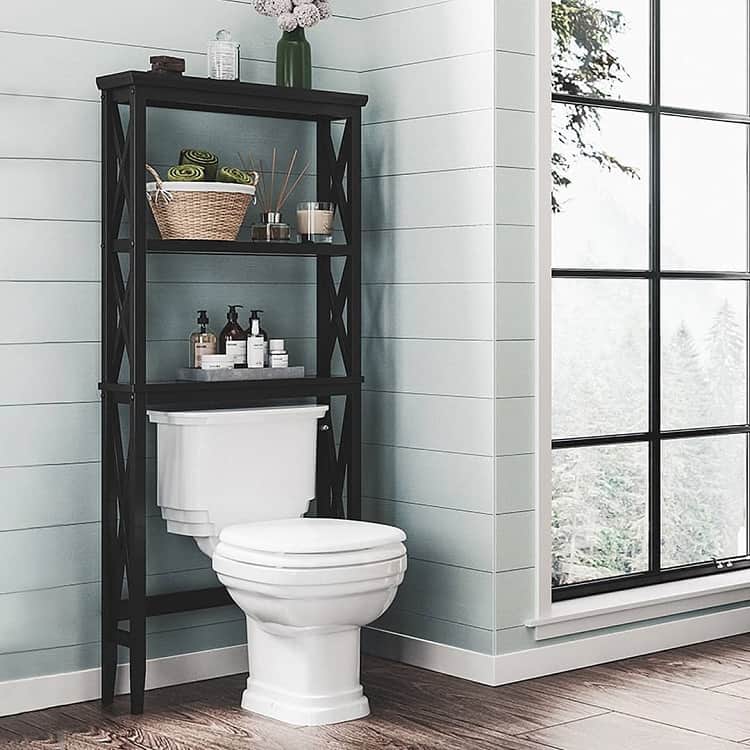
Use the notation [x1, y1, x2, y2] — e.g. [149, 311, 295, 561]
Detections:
[179, 149, 219, 181]
[217, 166, 255, 185]
[166, 164, 205, 182]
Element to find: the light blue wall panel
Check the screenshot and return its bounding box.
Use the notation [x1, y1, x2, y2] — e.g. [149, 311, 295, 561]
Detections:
[0, 523, 99, 594]
[0, 219, 100, 282]
[363, 226, 494, 284]
[496, 453, 535, 513]
[495, 50, 536, 111]
[496, 511, 535, 572]
[394, 558, 494, 629]
[363, 283, 494, 340]
[0, 462, 100, 531]
[363, 338, 494, 398]
[0, 343, 99, 405]
[363, 391, 493, 455]
[496, 225, 535, 283]
[0, 402, 99, 468]
[495, 567, 535, 629]
[496, 0, 536, 54]
[496, 283, 535, 339]
[362, 497, 493, 571]
[496, 340, 535, 398]
[362, 444, 494, 514]
[495, 397, 535, 456]
[370, 608, 493, 654]
[0, 282, 99, 343]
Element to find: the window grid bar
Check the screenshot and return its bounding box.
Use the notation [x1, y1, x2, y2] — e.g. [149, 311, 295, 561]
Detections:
[552, 0, 750, 598]
[648, 0, 662, 577]
[552, 92, 750, 126]
[553, 269, 750, 280]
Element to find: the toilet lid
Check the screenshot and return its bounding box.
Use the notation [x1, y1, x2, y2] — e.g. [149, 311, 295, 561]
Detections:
[219, 518, 406, 555]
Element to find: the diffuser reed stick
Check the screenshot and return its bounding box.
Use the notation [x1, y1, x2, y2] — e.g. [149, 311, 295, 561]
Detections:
[242, 149, 308, 213]
[276, 148, 298, 212]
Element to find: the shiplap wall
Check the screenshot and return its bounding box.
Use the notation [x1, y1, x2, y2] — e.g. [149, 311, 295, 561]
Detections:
[358, 0, 498, 654]
[1, 0, 543, 687]
[0, 0, 359, 683]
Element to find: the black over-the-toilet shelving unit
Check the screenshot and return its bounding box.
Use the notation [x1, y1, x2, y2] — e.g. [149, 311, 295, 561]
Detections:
[96, 70, 367, 714]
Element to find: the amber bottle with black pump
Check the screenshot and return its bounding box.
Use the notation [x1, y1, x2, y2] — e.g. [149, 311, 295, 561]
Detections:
[219, 304, 247, 367]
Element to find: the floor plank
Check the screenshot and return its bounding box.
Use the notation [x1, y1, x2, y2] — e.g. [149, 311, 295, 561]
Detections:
[523, 664, 750, 742]
[525, 712, 745, 750]
[713, 679, 750, 700]
[603, 642, 750, 689]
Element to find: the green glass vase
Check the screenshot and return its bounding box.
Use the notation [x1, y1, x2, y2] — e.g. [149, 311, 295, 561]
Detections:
[276, 28, 312, 89]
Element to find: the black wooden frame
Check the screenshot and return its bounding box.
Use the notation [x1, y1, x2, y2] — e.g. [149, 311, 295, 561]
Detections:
[552, 0, 750, 600]
[97, 71, 367, 712]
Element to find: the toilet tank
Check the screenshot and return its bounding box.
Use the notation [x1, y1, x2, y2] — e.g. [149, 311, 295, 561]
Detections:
[147, 405, 328, 543]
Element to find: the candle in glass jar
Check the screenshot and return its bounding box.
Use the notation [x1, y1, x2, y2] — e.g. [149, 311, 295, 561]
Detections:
[297, 202, 334, 243]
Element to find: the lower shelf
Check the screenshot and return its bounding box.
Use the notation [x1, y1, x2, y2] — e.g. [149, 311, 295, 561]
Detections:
[117, 587, 232, 622]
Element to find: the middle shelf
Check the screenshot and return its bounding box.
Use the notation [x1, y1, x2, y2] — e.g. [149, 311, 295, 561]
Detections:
[113, 239, 354, 257]
[100, 375, 362, 406]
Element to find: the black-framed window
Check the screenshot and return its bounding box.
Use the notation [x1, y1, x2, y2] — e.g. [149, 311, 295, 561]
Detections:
[551, 0, 750, 600]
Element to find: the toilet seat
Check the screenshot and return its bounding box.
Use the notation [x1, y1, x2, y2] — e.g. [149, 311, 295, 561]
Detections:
[213, 518, 407, 588]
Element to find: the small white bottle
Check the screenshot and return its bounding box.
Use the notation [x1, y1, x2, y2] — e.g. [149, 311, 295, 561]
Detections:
[269, 339, 289, 369]
[247, 315, 265, 369]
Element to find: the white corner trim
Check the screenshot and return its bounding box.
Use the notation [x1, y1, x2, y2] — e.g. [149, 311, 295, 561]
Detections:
[0, 644, 248, 718]
[528, 568, 750, 640]
[496, 602, 750, 684]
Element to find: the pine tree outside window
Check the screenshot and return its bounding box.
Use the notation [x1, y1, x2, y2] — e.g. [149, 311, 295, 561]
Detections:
[551, 0, 750, 599]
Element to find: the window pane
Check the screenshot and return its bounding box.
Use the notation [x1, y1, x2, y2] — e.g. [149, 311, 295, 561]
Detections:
[553, 279, 649, 438]
[661, 116, 748, 272]
[552, 104, 649, 269]
[552, 443, 649, 586]
[552, 0, 650, 103]
[661, 0, 748, 114]
[662, 435, 747, 568]
[661, 281, 747, 430]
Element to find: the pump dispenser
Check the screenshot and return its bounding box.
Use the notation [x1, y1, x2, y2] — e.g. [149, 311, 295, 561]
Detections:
[247, 309, 267, 368]
[219, 305, 247, 367]
[189, 310, 217, 368]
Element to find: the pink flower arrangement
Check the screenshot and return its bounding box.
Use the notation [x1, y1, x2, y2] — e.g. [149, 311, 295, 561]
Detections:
[254, 0, 332, 30]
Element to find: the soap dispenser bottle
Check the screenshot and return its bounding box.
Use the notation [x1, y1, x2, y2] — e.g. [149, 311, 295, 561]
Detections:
[189, 310, 217, 368]
[247, 309, 266, 369]
[219, 304, 247, 368]
[248, 309, 269, 367]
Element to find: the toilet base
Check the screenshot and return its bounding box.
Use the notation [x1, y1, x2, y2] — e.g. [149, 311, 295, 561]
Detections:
[242, 683, 370, 727]
[242, 618, 371, 727]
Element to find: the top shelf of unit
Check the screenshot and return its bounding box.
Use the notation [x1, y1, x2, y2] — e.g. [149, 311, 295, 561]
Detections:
[95, 71, 368, 120]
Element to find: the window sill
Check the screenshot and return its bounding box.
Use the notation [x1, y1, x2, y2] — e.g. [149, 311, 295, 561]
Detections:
[528, 569, 750, 640]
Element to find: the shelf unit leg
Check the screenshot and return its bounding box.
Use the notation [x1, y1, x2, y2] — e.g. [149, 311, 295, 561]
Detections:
[127, 395, 147, 714]
[101, 395, 118, 705]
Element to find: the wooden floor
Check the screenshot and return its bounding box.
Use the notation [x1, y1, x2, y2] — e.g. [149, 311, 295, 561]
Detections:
[8, 636, 750, 748]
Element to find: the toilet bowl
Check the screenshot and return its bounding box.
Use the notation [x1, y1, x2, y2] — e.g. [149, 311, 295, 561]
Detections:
[147, 405, 407, 726]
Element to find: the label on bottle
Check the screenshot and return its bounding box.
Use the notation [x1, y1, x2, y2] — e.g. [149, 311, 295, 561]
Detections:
[225, 339, 247, 366]
[194, 341, 217, 368]
[248, 338, 265, 369]
[270, 352, 289, 369]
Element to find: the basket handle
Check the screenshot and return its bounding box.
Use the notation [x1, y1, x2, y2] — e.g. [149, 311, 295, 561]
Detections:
[145, 163, 163, 189]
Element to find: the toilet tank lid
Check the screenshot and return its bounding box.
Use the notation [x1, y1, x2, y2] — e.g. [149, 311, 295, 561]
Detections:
[147, 405, 329, 425]
[219, 518, 406, 554]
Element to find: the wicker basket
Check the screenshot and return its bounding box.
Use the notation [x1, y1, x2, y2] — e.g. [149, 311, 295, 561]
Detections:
[145, 164, 258, 241]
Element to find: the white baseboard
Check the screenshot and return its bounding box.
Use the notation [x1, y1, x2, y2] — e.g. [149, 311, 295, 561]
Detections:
[0, 644, 248, 718]
[363, 604, 750, 687]
[4, 606, 750, 717]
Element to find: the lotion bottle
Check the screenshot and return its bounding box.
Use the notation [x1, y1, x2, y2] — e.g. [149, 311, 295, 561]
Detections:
[248, 309, 269, 366]
[189, 310, 217, 368]
[219, 304, 247, 368]
[247, 310, 265, 368]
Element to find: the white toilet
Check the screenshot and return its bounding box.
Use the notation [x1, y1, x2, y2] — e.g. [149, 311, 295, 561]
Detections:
[147, 405, 407, 727]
